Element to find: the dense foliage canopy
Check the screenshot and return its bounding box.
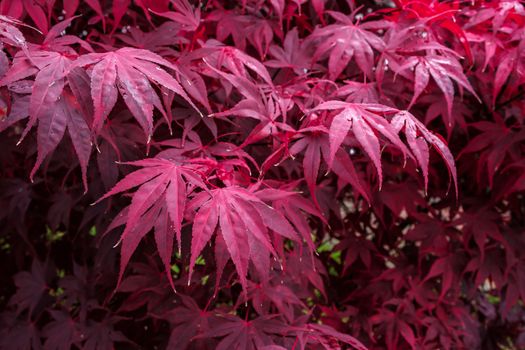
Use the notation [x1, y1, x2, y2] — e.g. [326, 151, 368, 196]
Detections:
[0, 0, 524, 349]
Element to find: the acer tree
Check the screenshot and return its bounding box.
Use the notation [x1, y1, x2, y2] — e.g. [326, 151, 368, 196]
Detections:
[0, 0, 524, 349]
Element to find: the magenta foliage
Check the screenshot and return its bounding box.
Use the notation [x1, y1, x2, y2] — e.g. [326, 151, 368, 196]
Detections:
[0, 0, 524, 349]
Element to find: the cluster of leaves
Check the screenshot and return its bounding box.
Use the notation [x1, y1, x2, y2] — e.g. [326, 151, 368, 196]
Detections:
[0, 0, 524, 349]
